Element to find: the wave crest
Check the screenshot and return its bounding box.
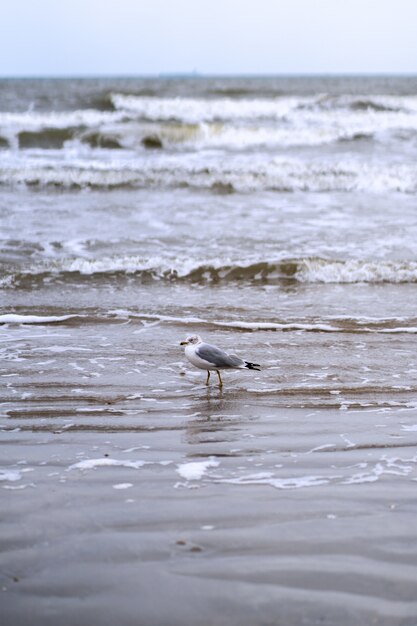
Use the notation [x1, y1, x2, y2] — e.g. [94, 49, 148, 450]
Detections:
[3, 257, 417, 287]
[2, 93, 417, 152]
[296, 258, 417, 283]
[2, 159, 417, 192]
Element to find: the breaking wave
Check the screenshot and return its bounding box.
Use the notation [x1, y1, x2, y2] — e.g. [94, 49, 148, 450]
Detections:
[110, 93, 311, 122]
[1, 158, 417, 192]
[110, 93, 417, 121]
[1, 93, 417, 151]
[3, 257, 417, 287]
[295, 257, 417, 284]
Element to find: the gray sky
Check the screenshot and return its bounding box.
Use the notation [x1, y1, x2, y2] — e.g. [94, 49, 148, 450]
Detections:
[1, 0, 417, 76]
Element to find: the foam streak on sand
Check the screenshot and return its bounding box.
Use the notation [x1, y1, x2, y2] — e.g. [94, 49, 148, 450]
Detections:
[216, 473, 333, 490]
[0, 468, 23, 482]
[68, 458, 147, 471]
[68, 459, 173, 471]
[176, 458, 220, 481]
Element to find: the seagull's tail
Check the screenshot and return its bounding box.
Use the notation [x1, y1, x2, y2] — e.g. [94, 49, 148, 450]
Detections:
[244, 361, 261, 371]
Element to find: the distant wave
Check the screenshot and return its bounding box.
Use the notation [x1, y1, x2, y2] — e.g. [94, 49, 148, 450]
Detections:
[0, 109, 126, 129]
[110, 93, 311, 122]
[2, 121, 414, 152]
[0, 121, 384, 151]
[3, 257, 417, 288]
[310, 94, 417, 113]
[0, 109, 128, 150]
[110, 93, 417, 121]
[1, 94, 417, 151]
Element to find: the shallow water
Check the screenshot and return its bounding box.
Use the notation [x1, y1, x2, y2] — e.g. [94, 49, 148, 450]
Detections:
[1, 76, 417, 625]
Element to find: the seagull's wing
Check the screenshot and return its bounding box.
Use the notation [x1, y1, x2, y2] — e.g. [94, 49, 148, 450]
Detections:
[196, 343, 244, 368]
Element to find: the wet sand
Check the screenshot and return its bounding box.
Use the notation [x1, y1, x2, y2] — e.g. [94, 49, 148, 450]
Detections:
[2, 414, 417, 626]
[2, 298, 417, 626]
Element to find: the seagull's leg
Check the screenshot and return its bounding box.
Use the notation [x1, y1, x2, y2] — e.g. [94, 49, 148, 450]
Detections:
[216, 370, 223, 387]
[206, 370, 210, 386]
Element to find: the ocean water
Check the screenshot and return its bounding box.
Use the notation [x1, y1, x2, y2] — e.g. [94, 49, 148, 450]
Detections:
[2, 76, 417, 625]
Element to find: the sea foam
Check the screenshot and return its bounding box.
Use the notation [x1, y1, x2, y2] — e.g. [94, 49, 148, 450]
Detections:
[2, 157, 417, 193]
[176, 458, 219, 480]
[68, 458, 147, 470]
[0, 314, 77, 324]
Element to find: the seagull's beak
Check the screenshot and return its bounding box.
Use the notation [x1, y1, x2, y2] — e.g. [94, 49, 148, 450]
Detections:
[180, 341, 188, 346]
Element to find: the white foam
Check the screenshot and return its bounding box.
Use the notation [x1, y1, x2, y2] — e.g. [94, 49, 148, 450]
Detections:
[2, 155, 417, 194]
[111, 94, 310, 123]
[296, 258, 417, 284]
[306, 444, 336, 454]
[0, 109, 126, 130]
[381, 328, 417, 334]
[110, 93, 417, 130]
[4, 94, 416, 139]
[68, 458, 146, 471]
[343, 454, 416, 484]
[343, 472, 380, 485]
[109, 311, 417, 334]
[2, 483, 36, 490]
[216, 320, 339, 332]
[0, 314, 77, 324]
[216, 473, 331, 489]
[112, 483, 133, 489]
[0, 468, 22, 482]
[107, 94, 417, 152]
[176, 458, 219, 481]
[32, 345, 92, 353]
[215, 457, 417, 490]
[109, 309, 205, 324]
[59, 255, 203, 277]
[45, 254, 417, 286]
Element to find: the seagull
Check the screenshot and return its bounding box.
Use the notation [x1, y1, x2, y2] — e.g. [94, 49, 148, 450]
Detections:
[180, 335, 260, 387]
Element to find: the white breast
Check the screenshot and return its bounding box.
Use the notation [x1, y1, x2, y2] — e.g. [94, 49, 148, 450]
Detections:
[184, 344, 214, 370]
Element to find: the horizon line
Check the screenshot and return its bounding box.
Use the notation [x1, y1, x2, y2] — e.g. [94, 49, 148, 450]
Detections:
[1, 71, 417, 80]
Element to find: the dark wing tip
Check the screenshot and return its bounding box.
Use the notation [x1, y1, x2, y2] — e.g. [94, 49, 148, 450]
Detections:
[245, 361, 261, 371]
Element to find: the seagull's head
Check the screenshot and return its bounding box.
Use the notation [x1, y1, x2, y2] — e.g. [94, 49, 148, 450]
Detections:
[180, 335, 202, 346]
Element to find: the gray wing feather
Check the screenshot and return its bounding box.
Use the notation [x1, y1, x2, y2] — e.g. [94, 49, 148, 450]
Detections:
[196, 343, 244, 368]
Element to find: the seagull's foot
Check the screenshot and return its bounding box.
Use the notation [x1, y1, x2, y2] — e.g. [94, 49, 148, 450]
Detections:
[216, 370, 223, 388]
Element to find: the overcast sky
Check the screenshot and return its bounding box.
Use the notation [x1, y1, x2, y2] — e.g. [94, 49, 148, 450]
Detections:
[1, 0, 417, 76]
